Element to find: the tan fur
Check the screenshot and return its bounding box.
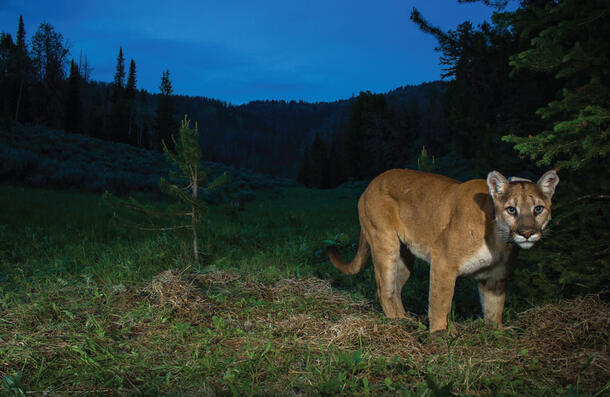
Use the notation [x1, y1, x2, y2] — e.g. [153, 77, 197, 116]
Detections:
[328, 169, 559, 333]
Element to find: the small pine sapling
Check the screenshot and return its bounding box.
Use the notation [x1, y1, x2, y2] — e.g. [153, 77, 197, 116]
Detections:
[160, 115, 230, 262]
[417, 146, 436, 173]
[104, 115, 230, 263]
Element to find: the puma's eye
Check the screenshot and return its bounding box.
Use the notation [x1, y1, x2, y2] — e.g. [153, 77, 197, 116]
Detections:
[506, 206, 517, 215]
[534, 205, 545, 215]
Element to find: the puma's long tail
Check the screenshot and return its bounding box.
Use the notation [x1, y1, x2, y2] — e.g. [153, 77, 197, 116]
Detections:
[327, 229, 370, 274]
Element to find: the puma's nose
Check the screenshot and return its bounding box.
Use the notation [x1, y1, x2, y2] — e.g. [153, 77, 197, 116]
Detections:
[518, 230, 535, 239]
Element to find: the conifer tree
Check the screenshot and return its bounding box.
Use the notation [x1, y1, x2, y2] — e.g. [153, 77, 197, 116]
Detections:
[0, 33, 16, 124]
[30, 23, 69, 84]
[297, 147, 312, 187]
[328, 133, 346, 187]
[79, 52, 92, 83]
[14, 15, 28, 122]
[154, 69, 175, 151]
[503, 0, 609, 171]
[64, 59, 83, 133]
[108, 48, 132, 143]
[159, 69, 172, 95]
[308, 134, 330, 188]
[345, 92, 388, 179]
[113, 47, 125, 92]
[16, 15, 26, 50]
[126, 59, 136, 99]
[345, 94, 370, 180]
[125, 59, 138, 144]
[404, 100, 420, 148]
[417, 146, 436, 172]
[160, 116, 230, 262]
[30, 22, 69, 128]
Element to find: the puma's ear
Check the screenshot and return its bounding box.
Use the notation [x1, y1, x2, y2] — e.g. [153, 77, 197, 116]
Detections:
[537, 170, 559, 199]
[487, 171, 509, 200]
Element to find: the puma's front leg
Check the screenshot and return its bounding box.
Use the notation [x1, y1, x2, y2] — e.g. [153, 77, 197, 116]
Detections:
[477, 279, 506, 327]
[428, 258, 457, 333]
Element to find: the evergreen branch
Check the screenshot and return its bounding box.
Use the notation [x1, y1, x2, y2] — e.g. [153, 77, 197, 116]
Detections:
[160, 178, 205, 212]
[575, 8, 607, 27]
[112, 214, 192, 231]
[457, 0, 508, 10]
[205, 172, 231, 193]
[108, 215, 181, 232]
[409, 8, 454, 46]
[102, 192, 166, 222]
[573, 195, 610, 203]
[125, 224, 192, 232]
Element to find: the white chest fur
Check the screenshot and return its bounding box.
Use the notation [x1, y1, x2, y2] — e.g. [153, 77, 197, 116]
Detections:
[458, 244, 495, 276]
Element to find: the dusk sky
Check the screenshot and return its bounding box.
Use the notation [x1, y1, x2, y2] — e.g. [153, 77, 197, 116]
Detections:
[1, 0, 506, 104]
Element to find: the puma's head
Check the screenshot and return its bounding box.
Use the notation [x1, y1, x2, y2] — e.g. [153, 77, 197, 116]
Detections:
[486, 170, 559, 249]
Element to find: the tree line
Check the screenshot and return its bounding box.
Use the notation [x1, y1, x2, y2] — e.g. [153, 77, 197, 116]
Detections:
[0, 16, 448, 181]
[297, 84, 446, 188]
[0, 16, 176, 151]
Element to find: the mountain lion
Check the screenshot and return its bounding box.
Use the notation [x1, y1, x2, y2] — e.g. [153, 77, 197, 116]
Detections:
[328, 169, 559, 333]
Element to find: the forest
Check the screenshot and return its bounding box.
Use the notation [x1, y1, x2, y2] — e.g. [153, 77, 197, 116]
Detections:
[0, 0, 608, 395]
[0, 15, 448, 181]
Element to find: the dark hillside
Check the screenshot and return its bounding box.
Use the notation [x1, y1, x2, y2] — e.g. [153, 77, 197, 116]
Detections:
[0, 124, 295, 194]
[80, 81, 446, 179]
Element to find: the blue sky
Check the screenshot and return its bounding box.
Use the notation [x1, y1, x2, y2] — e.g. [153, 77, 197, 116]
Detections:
[0, 0, 505, 104]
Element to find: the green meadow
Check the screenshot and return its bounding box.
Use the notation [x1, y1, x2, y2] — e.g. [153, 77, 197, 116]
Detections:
[1, 183, 607, 396]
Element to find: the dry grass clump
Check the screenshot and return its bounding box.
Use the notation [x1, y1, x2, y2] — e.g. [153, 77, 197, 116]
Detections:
[514, 294, 610, 390]
[275, 313, 426, 361]
[140, 269, 209, 316]
[275, 313, 328, 340]
[270, 278, 427, 360]
[193, 270, 241, 285]
[271, 277, 372, 312]
[233, 276, 373, 310]
[140, 269, 240, 311]
[272, 277, 335, 298]
[239, 279, 274, 300]
[325, 314, 427, 360]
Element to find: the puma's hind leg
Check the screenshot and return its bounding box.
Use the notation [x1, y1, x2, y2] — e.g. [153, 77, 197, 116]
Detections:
[395, 245, 414, 306]
[370, 233, 408, 319]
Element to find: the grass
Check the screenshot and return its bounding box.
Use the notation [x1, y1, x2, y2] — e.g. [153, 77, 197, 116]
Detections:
[0, 184, 608, 396]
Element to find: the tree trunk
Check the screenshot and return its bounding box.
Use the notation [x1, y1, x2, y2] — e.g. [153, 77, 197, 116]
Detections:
[128, 109, 133, 144]
[14, 73, 24, 122]
[192, 167, 199, 263]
